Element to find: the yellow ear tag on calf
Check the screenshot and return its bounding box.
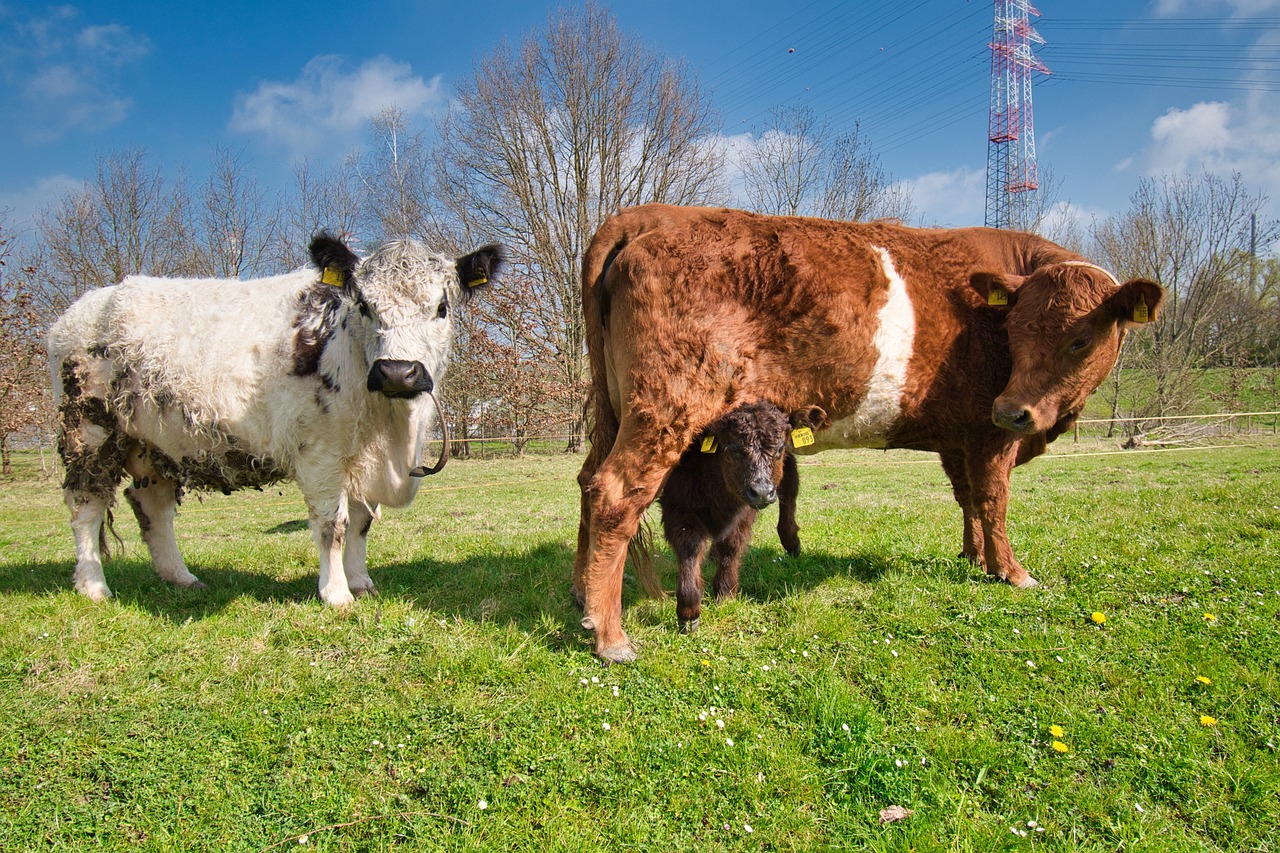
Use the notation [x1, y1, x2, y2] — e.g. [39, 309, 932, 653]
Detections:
[987, 288, 1009, 306]
[321, 267, 344, 287]
[1132, 295, 1149, 323]
[700, 436, 718, 453]
[790, 426, 815, 448]
[466, 275, 488, 288]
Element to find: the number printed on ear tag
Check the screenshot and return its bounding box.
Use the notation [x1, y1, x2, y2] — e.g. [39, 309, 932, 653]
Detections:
[790, 427, 815, 448]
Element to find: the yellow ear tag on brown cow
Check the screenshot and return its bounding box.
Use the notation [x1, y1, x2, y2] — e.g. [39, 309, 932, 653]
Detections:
[700, 436, 718, 453]
[1132, 295, 1150, 323]
[465, 274, 488, 289]
[321, 267, 344, 287]
[790, 426, 815, 448]
[987, 287, 1009, 307]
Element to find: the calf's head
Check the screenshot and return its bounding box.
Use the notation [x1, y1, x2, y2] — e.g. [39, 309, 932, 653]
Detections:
[700, 403, 824, 510]
[309, 233, 504, 399]
[972, 262, 1163, 435]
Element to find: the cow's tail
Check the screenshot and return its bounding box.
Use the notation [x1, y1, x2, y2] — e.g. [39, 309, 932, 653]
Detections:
[581, 215, 665, 600]
[99, 507, 124, 562]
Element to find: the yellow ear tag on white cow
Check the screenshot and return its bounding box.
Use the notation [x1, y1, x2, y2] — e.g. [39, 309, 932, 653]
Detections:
[987, 288, 1009, 307]
[322, 266, 345, 287]
[700, 436, 718, 453]
[790, 426, 815, 448]
[465, 274, 488, 289]
[1132, 295, 1150, 323]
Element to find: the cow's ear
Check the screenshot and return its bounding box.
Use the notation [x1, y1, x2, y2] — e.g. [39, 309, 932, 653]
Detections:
[790, 405, 828, 431]
[1106, 278, 1163, 325]
[309, 232, 359, 289]
[456, 244, 505, 300]
[971, 271, 1024, 308]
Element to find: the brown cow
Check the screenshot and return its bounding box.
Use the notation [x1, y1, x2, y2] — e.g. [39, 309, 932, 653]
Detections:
[574, 204, 1162, 662]
[659, 402, 823, 634]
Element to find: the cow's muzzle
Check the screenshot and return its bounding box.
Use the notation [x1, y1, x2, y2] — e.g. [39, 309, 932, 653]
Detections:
[367, 359, 433, 398]
[743, 482, 778, 511]
[992, 399, 1037, 434]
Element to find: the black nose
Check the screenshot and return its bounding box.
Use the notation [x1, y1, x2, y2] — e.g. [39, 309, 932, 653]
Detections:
[992, 401, 1035, 434]
[367, 359, 433, 398]
[743, 482, 778, 510]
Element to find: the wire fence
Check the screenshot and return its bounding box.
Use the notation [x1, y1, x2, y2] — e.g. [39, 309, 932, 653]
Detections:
[1070, 410, 1280, 444]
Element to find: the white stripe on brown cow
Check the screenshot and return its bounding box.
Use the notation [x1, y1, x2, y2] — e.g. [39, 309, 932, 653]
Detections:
[817, 245, 916, 449]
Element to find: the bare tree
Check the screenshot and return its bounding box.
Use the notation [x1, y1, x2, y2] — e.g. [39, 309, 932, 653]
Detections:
[276, 157, 362, 270]
[1091, 170, 1279, 422]
[34, 148, 194, 315]
[738, 106, 913, 222]
[0, 222, 52, 475]
[197, 147, 282, 279]
[429, 2, 725, 449]
[351, 107, 434, 244]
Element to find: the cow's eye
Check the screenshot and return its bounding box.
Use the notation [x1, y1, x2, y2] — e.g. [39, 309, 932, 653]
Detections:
[1069, 336, 1090, 353]
[437, 300, 449, 319]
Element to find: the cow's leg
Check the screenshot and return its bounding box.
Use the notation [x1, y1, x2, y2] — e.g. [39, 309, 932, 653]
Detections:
[121, 447, 202, 589]
[776, 453, 802, 557]
[964, 440, 1037, 588]
[665, 516, 709, 634]
[581, 430, 684, 662]
[66, 492, 113, 601]
[711, 510, 754, 603]
[939, 450, 984, 564]
[572, 459, 597, 610]
[343, 500, 378, 598]
[307, 490, 354, 607]
[123, 479, 203, 589]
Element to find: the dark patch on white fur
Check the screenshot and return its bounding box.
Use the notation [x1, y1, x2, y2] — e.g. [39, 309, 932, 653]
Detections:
[57, 359, 127, 501]
[290, 285, 343, 379]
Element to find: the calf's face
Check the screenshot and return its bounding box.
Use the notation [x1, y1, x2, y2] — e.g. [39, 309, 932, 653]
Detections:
[703, 403, 793, 510]
[309, 235, 503, 400]
[972, 263, 1163, 435]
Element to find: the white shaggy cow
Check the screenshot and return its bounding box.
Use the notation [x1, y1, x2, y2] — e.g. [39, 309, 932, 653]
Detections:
[49, 232, 503, 606]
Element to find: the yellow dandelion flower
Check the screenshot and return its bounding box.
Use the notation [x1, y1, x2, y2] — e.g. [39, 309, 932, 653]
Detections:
[701, 659, 710, 667]
[1049, 725, 1065, 738]
[1195, 676, 1212, 685]
[1091, 611, 1106, 625]
[1203, 613, 1216, 622]
[1051, 740, 1069, 753]
[1200, 715, 1217, 727]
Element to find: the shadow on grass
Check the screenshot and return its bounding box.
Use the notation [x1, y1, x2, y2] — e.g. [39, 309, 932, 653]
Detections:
[1, 535, 976, 648]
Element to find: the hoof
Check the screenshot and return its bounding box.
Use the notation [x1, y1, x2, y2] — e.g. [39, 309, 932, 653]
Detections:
[678, 617, 700, 635]
[784, 545, 801, 557]
[77, 581, 113, 602]
[321, 588, 356, 608]
[351, 584, 378, 598]
[597, 642, 637, 665]
[184, 579, 208, 590]
[1013, 575, 1040, 590]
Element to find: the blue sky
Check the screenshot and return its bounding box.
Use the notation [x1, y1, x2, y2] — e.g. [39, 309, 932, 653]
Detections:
[2, 0, 1278, 241]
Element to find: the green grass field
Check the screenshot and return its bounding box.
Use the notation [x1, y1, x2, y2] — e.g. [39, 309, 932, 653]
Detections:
[2, 438, 1278, 852]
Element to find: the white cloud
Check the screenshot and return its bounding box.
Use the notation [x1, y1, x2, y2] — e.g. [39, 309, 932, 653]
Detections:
[0, 174, 85, 235]
[1152, 0, 1280, 15]
[901, 167, 986, 227]
[1142, 97, 1280, 213]
[230, 56, 445, 155]
[0, 7, 150, 141]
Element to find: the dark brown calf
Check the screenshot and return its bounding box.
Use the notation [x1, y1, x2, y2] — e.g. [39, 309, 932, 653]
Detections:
[659, 403, 819, 633]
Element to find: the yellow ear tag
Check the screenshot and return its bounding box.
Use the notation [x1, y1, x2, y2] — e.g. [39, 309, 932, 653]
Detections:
[1132, 295, 1149, 323]
[321, 267, 344, 287]
[700, 436, 718, 453]
[987, 288, 1009, 306]
[466, 275, 488, 289]
[790, 426, 815, 448]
